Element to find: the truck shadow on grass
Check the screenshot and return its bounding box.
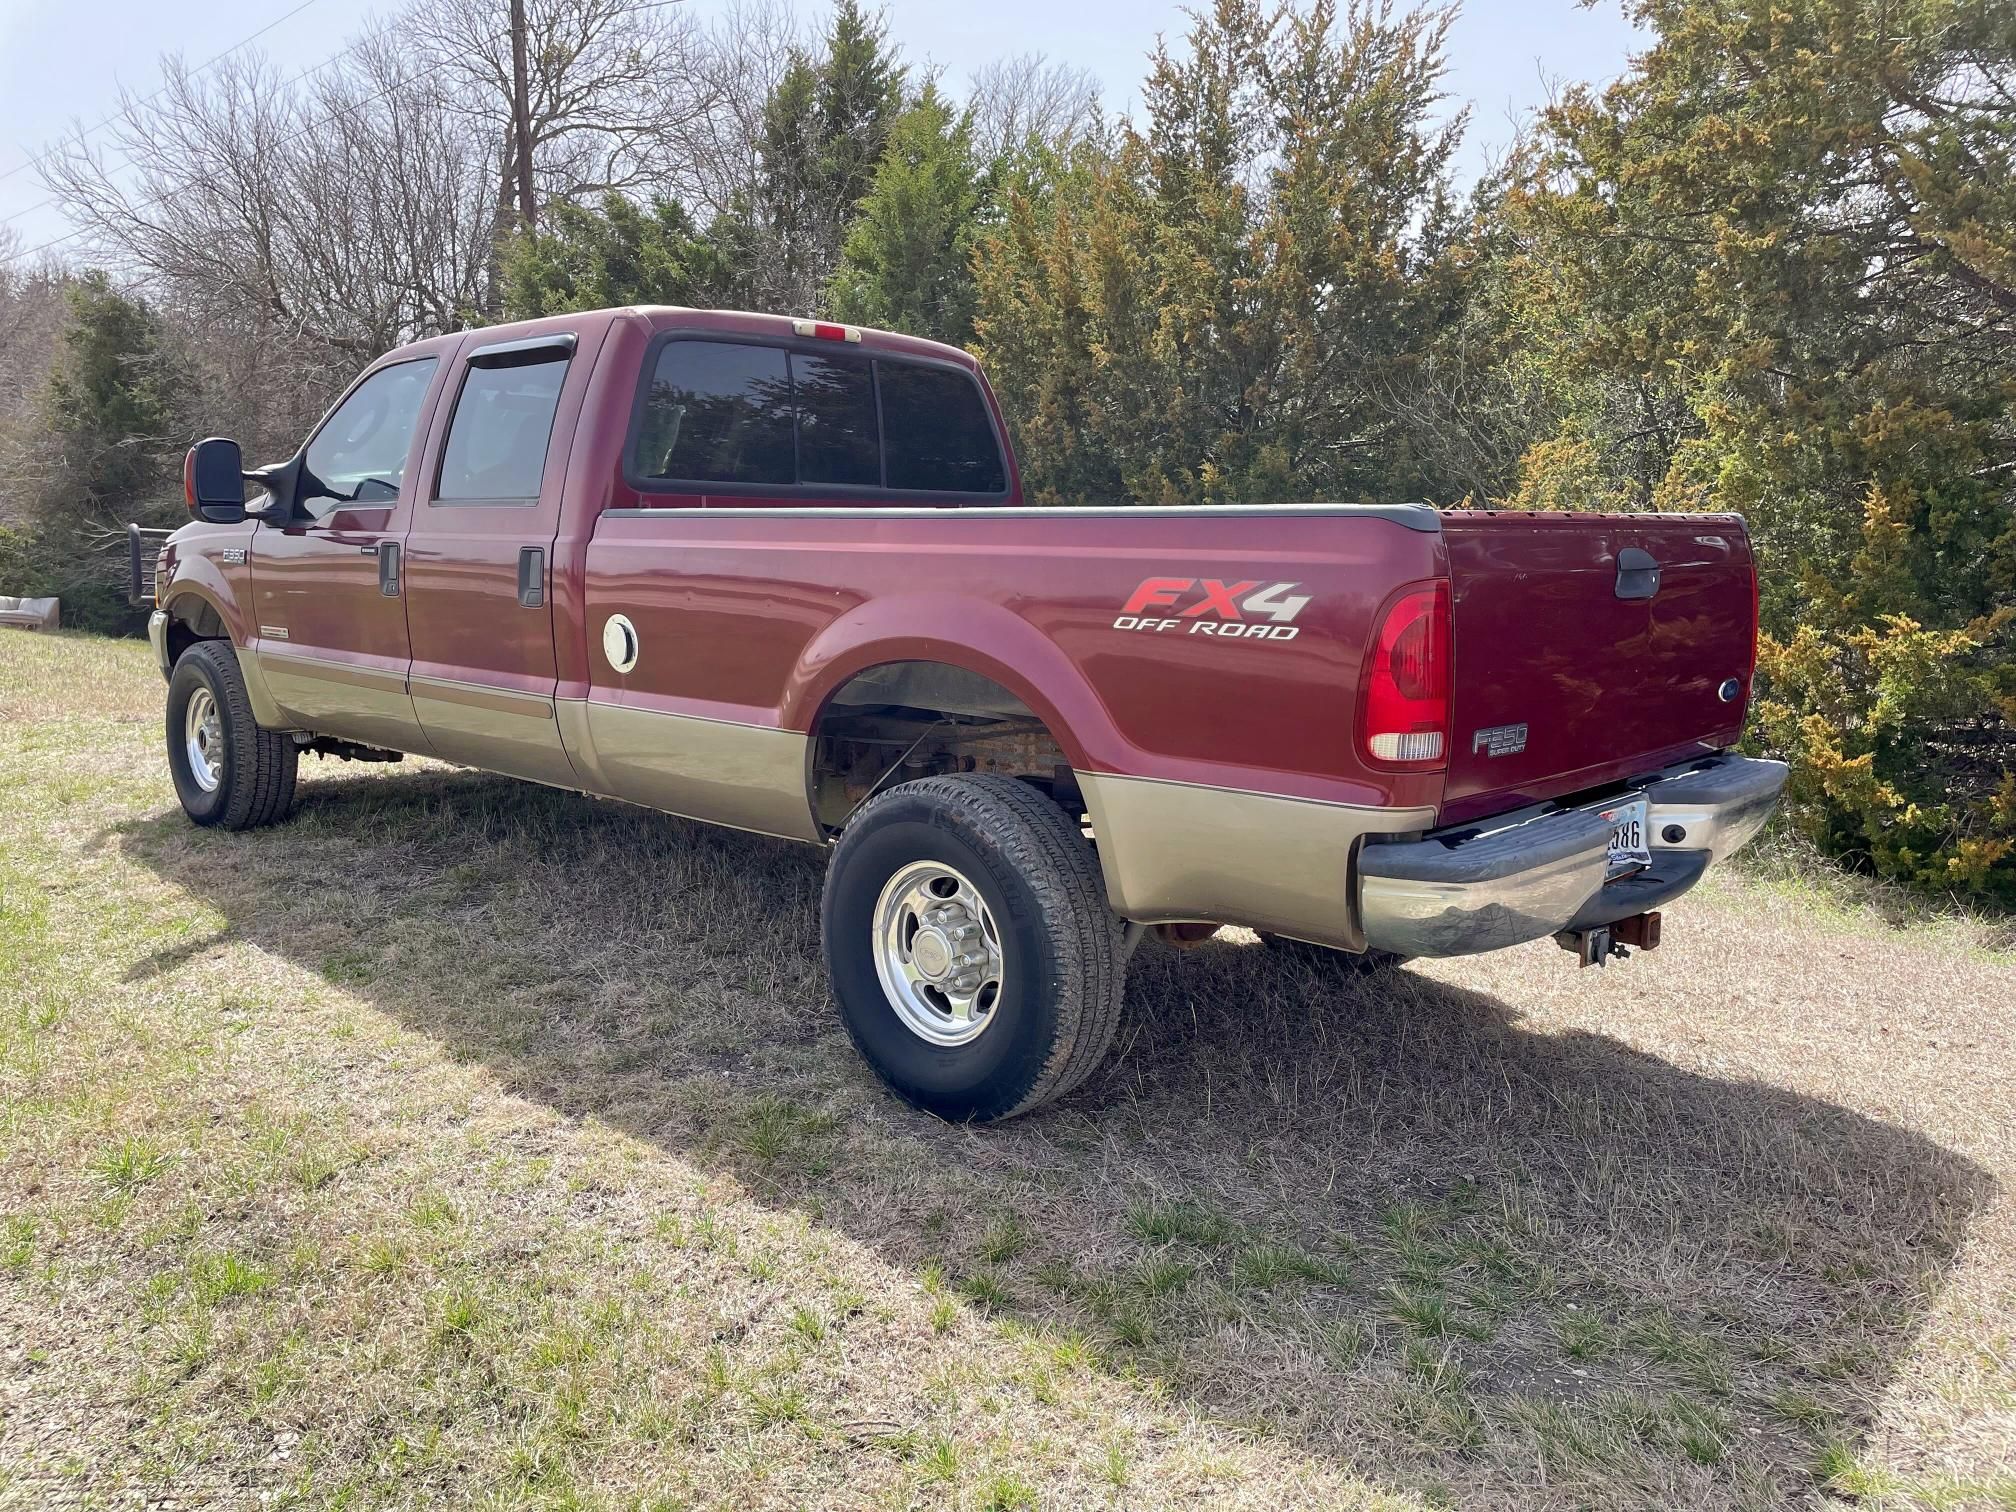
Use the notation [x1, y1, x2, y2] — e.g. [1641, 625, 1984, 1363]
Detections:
[116, 765, 1996, 1506]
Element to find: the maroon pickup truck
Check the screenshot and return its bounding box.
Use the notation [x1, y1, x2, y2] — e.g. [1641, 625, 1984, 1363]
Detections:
[143, 306, 1785, 1120]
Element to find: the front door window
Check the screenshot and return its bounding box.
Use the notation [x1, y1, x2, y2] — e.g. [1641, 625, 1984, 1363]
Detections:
[302, 358, 439, 512]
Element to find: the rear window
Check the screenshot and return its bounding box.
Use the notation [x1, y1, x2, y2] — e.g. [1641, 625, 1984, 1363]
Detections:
[437, 350, 569, 502]
[879, 361, 1006, 493]
[630, 338, 1005, 496]
[795, 352, 879, 488]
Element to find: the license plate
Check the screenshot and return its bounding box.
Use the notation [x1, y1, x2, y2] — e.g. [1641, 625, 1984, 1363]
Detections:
[1602, 796, 1651, 869]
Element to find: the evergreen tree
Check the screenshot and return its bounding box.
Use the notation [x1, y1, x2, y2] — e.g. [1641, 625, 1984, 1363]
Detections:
[971, 0, 1463, 505]
[43, 270, 175, 513]
[7, 270, 184, 630]
[1508, 0, 2016, 895]
[827, 83, 984, 344]
[710, 0, 905, 313]
[504, 194, 726, 316]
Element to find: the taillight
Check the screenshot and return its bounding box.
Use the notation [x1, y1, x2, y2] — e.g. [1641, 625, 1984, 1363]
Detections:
[1360, 579, 1451, 768]
[1748, 552, 1760, 680]
[183, 448, 198, 516]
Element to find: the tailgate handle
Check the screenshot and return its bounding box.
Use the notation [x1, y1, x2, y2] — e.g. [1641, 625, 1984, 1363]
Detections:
[1615, 547, 1661, 601]
[517, 546, 546, 609]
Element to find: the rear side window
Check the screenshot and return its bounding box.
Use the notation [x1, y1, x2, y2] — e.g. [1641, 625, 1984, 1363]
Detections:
[879, 362, 1006, 493]
[630, 338, 1006, 496]
[437, 349, 570, 502]
[636, 340, 793, 486]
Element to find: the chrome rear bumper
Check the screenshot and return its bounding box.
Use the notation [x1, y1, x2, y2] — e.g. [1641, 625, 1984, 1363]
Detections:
[1359, 754, 1788, 958]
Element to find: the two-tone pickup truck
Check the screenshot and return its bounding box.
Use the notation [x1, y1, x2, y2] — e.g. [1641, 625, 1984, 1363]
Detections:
[141, 306, 1786, 1120]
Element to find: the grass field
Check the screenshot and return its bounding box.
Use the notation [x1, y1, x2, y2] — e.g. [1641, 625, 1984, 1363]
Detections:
[3, 629, 2014, 1510]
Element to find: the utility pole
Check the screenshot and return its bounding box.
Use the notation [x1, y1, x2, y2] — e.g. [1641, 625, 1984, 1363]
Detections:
[509, 0, 536, 231]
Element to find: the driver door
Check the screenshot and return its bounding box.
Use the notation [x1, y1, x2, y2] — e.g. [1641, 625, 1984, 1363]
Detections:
[251, 344, 458, 751]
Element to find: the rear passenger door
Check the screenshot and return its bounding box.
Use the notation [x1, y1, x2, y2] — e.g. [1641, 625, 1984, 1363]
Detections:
[403, 325, 604, 787]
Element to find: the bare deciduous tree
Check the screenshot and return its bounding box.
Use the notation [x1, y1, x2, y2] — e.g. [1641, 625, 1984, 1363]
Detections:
[674, 0, 808, 221]
[402, 0, 720, 220]
[967, 52, 1101, 161]
[40, 33, 498, 446]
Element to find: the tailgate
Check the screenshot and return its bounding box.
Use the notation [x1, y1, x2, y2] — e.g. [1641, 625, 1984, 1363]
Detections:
[1440, 512, 1756, 824]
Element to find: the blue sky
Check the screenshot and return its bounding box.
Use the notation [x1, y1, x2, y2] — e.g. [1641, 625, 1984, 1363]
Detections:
[0, 0, 1646, 259]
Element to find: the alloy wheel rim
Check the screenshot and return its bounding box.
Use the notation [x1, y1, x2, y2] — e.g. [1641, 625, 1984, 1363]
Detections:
[184, 686, 224, 793]
[871, 861, 1007, 1046]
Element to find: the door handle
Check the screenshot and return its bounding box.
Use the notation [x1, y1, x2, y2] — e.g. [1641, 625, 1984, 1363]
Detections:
[517, 546, 545, 609]
[378, 541, 401, 597]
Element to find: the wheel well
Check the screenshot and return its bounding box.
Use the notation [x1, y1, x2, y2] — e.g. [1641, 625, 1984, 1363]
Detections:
[162, 596, 229, 666]
[809, 662, 1078, 833]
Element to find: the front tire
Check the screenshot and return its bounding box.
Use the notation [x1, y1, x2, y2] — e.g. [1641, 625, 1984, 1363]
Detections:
[166, 641, 298, 830]
[822, 775, 1125, 1122]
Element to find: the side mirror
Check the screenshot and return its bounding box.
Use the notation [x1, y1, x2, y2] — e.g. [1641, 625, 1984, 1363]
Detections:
[184, 437, 246, 523]
[243, 454, 309, 525]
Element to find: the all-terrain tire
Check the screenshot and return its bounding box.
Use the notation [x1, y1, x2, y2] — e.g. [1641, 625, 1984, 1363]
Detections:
[165, 640, 298, 830]
[822, 774, 1126, 1122]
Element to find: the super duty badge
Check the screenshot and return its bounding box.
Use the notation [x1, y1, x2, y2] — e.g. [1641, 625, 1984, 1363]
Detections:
[1472, 723, 1529, 758]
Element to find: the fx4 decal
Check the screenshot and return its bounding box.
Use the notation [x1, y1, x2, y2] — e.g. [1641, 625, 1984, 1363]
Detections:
[1113, 577, 1310, 641]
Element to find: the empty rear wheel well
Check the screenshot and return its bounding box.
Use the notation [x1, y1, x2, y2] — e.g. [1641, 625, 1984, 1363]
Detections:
[808, 662, 1078, 835]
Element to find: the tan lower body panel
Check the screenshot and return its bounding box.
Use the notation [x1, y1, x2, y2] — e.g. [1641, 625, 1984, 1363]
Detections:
[1077, 772, 1435, 952]
[234, 645, 294, 730]
[410, 674, 580, 789]
[564, 699, 820, 844]
[255, 650, 428, 753]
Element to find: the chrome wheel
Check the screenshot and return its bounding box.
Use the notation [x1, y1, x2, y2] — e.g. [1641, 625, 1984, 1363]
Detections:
[872, 861, 1007, 1046]
[184, 685, 224, 793]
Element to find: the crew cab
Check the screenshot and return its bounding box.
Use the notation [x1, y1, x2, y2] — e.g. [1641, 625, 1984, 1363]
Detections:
[141, 306, 1786, 1120]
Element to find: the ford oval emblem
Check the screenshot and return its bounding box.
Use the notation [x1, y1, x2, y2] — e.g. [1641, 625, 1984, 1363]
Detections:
[1717, 677, 1742, 703]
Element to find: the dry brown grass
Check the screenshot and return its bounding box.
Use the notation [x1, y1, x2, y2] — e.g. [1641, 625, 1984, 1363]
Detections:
[3, 628, 2014, 1510]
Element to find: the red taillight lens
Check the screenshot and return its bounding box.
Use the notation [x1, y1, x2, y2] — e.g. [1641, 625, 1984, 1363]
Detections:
[1360, 579, 1451, 768]
[183, 448, 198, 515]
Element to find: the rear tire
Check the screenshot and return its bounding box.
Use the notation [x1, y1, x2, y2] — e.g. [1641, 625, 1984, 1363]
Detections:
[166, 641, 298, 830]
[822, 774, 1125, 1122]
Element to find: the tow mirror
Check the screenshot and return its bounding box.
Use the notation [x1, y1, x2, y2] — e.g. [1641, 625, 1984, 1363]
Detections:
[184, 437, 246, 523]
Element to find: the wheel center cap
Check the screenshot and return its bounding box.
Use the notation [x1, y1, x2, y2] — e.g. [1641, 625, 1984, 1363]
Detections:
[912, 928, 954, 979]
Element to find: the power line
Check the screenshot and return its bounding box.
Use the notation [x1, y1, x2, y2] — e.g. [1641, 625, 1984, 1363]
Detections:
[0, 63, 439, 269]
[0, 0, 325, 189]
[1, 17, 377, 236]
[1, 24, 515, 271]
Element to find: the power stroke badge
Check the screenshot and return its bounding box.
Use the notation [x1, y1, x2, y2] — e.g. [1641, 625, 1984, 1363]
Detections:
[1113, 577, 1310, 641]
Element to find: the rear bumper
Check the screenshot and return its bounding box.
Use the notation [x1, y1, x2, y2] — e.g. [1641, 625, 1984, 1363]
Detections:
[1359, 754, 1787, 958]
